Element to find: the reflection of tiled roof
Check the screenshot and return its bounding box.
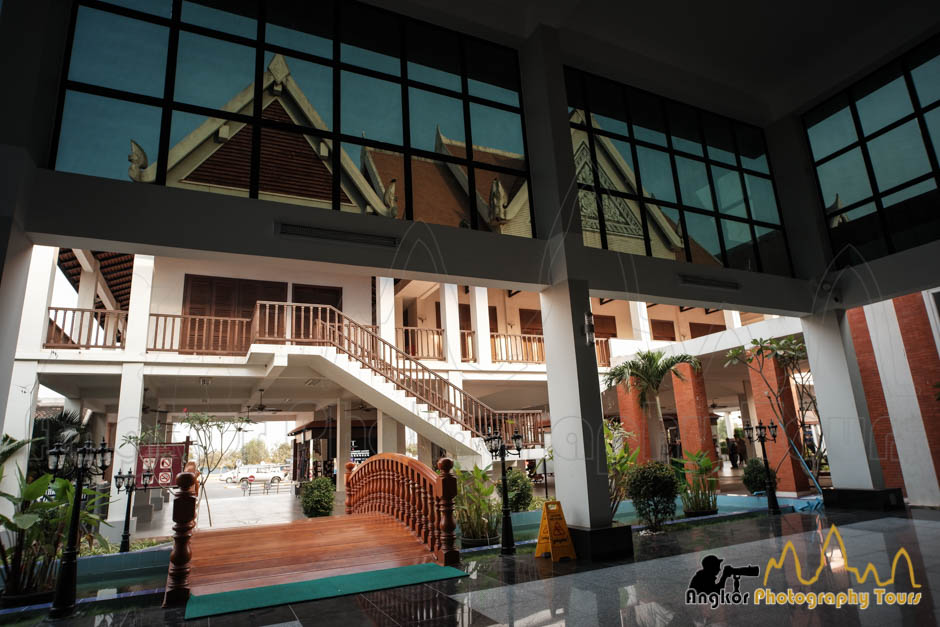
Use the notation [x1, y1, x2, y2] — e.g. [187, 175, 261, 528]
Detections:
[650, 209, 721, 266]
[439, 141, 526, 203]
[35, 405, 64, 420]
[185, 100, 348, 203]
[58, 249, 134, 309]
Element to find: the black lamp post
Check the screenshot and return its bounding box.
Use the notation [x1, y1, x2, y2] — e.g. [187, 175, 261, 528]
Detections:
[744, 420, 781, 515]
[48, 437, 113, 619]
[114, 466, 153, 553]
[485, 429, 523, 556]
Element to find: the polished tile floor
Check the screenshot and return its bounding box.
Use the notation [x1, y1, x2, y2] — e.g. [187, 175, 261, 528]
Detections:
[22, 508, 940, 626]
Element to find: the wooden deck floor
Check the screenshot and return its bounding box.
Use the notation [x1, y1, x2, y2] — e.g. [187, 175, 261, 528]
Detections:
[188, 512, 435, 595]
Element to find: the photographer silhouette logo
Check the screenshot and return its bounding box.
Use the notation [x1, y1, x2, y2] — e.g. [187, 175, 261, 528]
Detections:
[686, 555, 760, 608]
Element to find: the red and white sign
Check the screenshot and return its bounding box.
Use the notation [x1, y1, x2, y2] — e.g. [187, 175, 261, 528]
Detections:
[137, 444, 186, 489]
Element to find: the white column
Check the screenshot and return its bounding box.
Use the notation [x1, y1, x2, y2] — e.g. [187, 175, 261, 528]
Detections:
[0, 225, 37, 433]
[864, 300, 940, 506]
[104, 362, 145, 542]
[335, 399, 351, 492]
[628, 300, 651, 345]
[469, 286, 492, 367]
[417, 434, 433, 467]
[16, 245, 57, 354]
[801, 311, 884, 491]
[377, 410, 401, 454]
[375, 277, 396, 346]
[440, 283, 461, 365]
[0, 361, 39, 515]
[540, 280, 609, 529]
[723, 309, 742, 329]
[124, 255, 154, 357]
[71, 269, 97, 344]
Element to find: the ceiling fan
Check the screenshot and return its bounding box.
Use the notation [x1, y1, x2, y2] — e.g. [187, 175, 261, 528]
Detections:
[249, 388, 281, 413]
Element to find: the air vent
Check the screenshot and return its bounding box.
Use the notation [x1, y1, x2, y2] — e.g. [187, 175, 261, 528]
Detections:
[277, 222, 398, 248]
[678, 274, 740, 290]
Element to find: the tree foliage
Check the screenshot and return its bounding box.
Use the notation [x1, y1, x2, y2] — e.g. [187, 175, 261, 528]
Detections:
[271, 442, 293, 464]
[240, 438, 269, 465]
[504, 467, 533, 513]
[454, 465, 500, 540]
[605, 419, 638, 522]
[625, 461, 680, 533]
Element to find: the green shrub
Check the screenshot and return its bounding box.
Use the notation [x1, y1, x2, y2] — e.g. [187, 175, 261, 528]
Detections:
[742, 458, 776, 494]
[626, 461, 680, 532]
[454, 465, 500, 540]
[505, 467, 533, 512]
[300, 477, 335, 517]
[673, 450, 718, 514]
[719, 440, 728, 455]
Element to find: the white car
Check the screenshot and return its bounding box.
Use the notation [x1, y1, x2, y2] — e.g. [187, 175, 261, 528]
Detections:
[236, 464, 287, 485]
[219, 469, 238, 483]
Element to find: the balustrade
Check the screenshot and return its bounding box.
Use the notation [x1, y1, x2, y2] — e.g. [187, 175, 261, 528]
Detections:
[460, 330, 474, 362]
[163, 468, 199, 607]
[490, 332, 545, 363]
[45, 307, 127, 349]
[595, 337, 611, 367]
[148, 313, 251, 355]
[396, 326, 444, 360]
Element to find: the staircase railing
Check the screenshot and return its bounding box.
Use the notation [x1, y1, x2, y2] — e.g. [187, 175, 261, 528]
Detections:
[252, 302, 543, 446]
[344, 455, 458, 566]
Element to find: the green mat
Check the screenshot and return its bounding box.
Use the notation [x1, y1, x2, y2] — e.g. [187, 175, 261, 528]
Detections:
[184, 562, 468, 619]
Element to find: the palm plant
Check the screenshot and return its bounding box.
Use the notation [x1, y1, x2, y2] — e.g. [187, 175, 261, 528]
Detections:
[604, 350, 701, 463]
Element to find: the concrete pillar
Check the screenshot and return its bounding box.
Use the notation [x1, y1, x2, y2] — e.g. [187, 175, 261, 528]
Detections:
[801, 310, 885, 491]
[671, 363, 718, 465]
[375, 276, 396, 345]
[629, 301, 651, 344]
[723, 310, 742, 329]
[15, 245, 57, 354]
[417, 434, 433, 467]
[616, 382, 651, 463]
[469, 286, 492, 367]
[0, 360, 39, 514]
[864, 300, 940, 506]
[72, 269, 96, 342]
[104, 362, 144, 543]
[63, 397, 82, 415]
[539, 279, 609, 529]
[377, 410, 404, 454]
[439, 283, 461, 365]
[737, 393, 758, 460]
[747, 358, 811, 495]
[0, 223, 36, 433]
[335, 399, 351, 492]
[124, 254, 154, 357]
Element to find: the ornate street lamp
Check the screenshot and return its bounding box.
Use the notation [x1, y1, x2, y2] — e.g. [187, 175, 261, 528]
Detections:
[48, 437, 113, 619]
[114, 466, 153, 553]
[485, 429, 523, 555]
[744, 420, 780, 515]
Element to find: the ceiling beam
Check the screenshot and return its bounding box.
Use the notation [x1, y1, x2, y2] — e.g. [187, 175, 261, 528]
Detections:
[72, 248, 122, 310]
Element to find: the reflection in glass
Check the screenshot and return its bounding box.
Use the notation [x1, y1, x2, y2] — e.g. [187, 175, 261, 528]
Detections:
[587, 75, 628, 137]
[883, 182, 940, 251]
[754, 226, 791, 275]
[470, 104, 525, 157]
[600, 138, 635, 192]
[406, 20, 461, 92]
[341, 44, 400, 76]
[410, 156, 469, 227]
[262, 53, 332, 130]
[827, 203, 887, 262]
[816, 148, 872, 209]
[409, 89, 465, 155]
[866, 120, 931, 192]
[648, 205, 685, 261]
[675, 157, 711, 210]
[722, 219, 756, 271]
[266, 25, 331, 59]
[807, 107, 857, 161]
[629, 90, 667, 146]
[735, 124, 770, 173]
[341, 72, 402, 146]
[100, 0, 172, 17]
[340, 2, 400, 76]
[911, 54, 940, 107]
[855, 77, 913, 136]
[882, 179, 937, 207]
[711, 166, 746, 217]
[168, 111, 251, 197]
[266, 0, 333, 58]
[259, 127, 333, 209]
[176, 32, 255, 112]
[579, 188, 603, 249]
[702, 114, 736, 165]
[667, 102, 702, 156]
[636, 146, 675, 202]
[683, 211, 722, 265]
[925, 108, 940, 162]
[601, 194, 645, 255]
[465, 39, 519, 107]
[474, 167, 531, 238]
[358, 145, 407, 217]
[744, 174, 780, 224]
[565, 67, 586, 121]
[56, 91, 162, 182]
[69, 7, 168, 98]
[181, 1, 256, 39]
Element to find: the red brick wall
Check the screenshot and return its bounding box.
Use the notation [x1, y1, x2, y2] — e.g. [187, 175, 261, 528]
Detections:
[617, 381, 651, 463]
[747, 358, 811, 493]
[671, 363, 718, 467]
[846, 307, 905, 491]
[893, 294, 940, 485]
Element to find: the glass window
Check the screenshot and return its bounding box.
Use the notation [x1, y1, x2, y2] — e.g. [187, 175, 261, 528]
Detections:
[828, 203, 886, 263]
[882, 179, 937, 207]
[266, 0, 332, 58]
[100, 0, 172, 18]
[636, 146, 675, 202]
[629, 90, 667, 146]
[597, 138, 635, 192]
[883, 182, 940, 251]
[69, 7, 168, 98]
[409, 155, 469, 227]
[911, 54, 940, 107]
[579, 188, 602, 249]
[175, 32, 256, 112]
[264, 53, 332, 130]
[674, 156, 711, 210]
[182, 1, 257, 39]
[469, 103, 525, 157]
[722, 219, 756, 271]
[702, 114, 736, 165]
[667, 102, 702, 156]
[409, 88, 465, 155]
[357, 145, 406, 217]
[735, 124, 770, 173]
[168, 111, 251, 197]
[601, 194, 645, 255]
[406, 21, 461, 92]
[711, 166, 747, 217]
[856, 77, 913, 136]
[341, 72, 402, 146]
[565, 67, 586, 121]
[340, 3, 400, 76]
[926, 108, 940, 159]
[816, 148, 872, 209]
[649, 206, 685, 261]
[587, 75, 629, 137]
[259, 127, 333, 209]
[806, 106, 857, 161]
[684, 211, 722, 264]
[465, 39, 520, 107]
[474, 166, 531, 238]
[743, 174, 780, 224]
[754, 226, 791, 276]
[866, 120, 931, 192]
[56, 91, 162, 182]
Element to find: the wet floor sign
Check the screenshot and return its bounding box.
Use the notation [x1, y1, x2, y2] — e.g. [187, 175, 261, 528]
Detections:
[534, 500, 576, 562]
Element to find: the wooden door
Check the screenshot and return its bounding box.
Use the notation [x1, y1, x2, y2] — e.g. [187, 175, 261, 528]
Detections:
[650, 319, 676, 341]
[292, 284, 342, 341]
[519, 309, 543, 335]
[593, 314, 617, 338]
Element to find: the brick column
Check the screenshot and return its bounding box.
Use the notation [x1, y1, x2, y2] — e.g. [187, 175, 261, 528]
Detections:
[671, 363, 718, 466]
[747, 358, 811, 494]
[617, 380, 651, 463]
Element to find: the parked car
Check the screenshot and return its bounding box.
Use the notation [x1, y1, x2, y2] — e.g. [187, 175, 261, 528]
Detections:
[219, 469, 238, 483]
[236, 464, 287, 485]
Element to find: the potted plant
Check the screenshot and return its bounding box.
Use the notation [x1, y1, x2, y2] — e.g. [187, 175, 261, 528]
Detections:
[674, 450, 718, 517]
[300, 477, 335, 517]
[742, 458, 777, 495]
[454, 465, 500, 547]
[625, 461, 680, 534]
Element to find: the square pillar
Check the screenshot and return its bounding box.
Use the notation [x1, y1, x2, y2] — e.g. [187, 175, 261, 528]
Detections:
[377, 410, 404, 454]
[747, 358, 811, 495]
[335, 399, 351, 492]
[16, 245, 57, 354]
[616, 382, 651, 463]
[104, 362, 144, 542]
[375, 277, 396, 345]
[439, 283, 461, 365]
[417, 434, 433, 467]
[0, 360, 39, 515]
[671, 363, 718, 466]
[628, 301, 651, 344]
[723, 310, 742, 329]
[469, 286, 492, 367]
[124, 254, 154, 357]
[72, 269, 97, 342]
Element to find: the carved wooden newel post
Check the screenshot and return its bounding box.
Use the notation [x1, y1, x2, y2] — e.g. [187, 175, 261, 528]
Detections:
[435, 458, 459, 566]
[344, 461, 356, 514]
[163, 470, 198, 607]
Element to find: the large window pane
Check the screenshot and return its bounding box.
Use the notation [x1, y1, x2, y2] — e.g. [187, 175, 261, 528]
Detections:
[675, 157, 711, 210]
[56, 91, 161, 182]
[341, 72, 402, 146]
[259, 127, 333, 209]
[754, 226, 791, 276]
[69, 7, 168, 98]
[925, 108, 940, 161]
[882, 179, 937, 207]
[629, 90, 667, 146]
[176, 32, 256, 112]
[702, 114, 736, 165]
[912, 54, 940, 107]
[474, 166, 531, 237]
[711, 166, 746, 217]
[411, 156, 470, 227]
[579, 188, 602, 249]
[340, 2, 400, 76]
[470, 104, 525, 157]
[855, 77, 913, 136]
[883, 182, 940, 251]
[565, 67, 586, 121]
[182, 1, 256, 39]
[263, 53, 332, 130]
[735, 124, 770, 173]
[667, 102, 702, 156]
[100, 0, 172, 18]
[806, 106, 857, 161]
[587, 75, 629, 137]
[167, 111, 251, 197]
[648, 205, 685, 261]
[406, 21, 460, 92]
[465, 39, 520, 107]
[828, 204, 887, 263]
[722, 219, 757, 271]
[600, 194, 645, 255]
[359, 145, 406, 217]
[816, 148, 872, 210]
[591, 136, 634, 192]
[266, 0, 332, 59]
[409, 89, 465, 155]
[684, 211, 722, 265]
[867, 120, 931, 192]
[744, 174, 780, 224]
[636, 146, 675, 202]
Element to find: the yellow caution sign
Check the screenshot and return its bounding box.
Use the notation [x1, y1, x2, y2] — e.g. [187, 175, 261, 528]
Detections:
[534, 500, 576, 562]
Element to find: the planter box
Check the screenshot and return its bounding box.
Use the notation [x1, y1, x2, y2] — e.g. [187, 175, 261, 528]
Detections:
[460, 535, 500, 549]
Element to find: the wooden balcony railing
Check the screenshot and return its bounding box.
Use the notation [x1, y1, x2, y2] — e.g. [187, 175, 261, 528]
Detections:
[344, 455, 458, 566]
[396, 326, 444, 360]
[149, 313, 252, 355]
[491, 332, 545, 363]
[45, 307, 127, 349]
[595, 337, 611, 367]
[460, 330, 474, 362]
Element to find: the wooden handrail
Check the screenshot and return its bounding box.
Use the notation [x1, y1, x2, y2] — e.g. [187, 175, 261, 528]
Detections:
[595, 337, 611, 367]
[396, 326, 444, 360]
[149, 313, 252, 355]
[490, 332, 545, 363]
[45, 307, 127, 349]
[163, 469, 199, 607]
[345, 455, 458, 566]
[460, 330, 474, 362]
